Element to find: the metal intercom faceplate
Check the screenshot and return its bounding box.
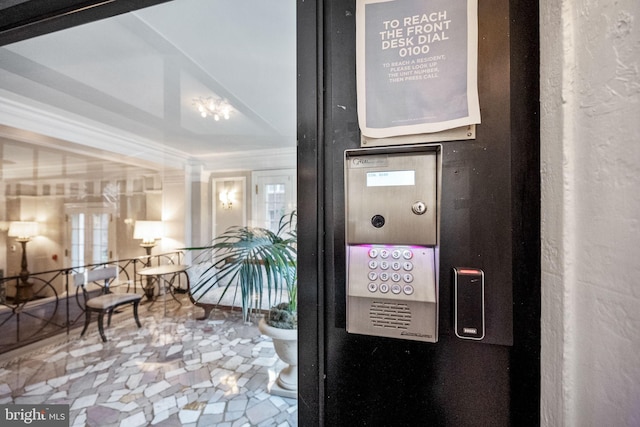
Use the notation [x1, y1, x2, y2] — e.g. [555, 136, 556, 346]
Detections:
[344, 145, 441, 343]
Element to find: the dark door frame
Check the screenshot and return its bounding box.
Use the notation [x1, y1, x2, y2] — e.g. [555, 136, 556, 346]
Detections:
[296, 0, 322, 423]
[0, 0, 173, 46]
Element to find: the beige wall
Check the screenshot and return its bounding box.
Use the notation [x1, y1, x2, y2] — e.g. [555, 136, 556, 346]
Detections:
[541, 0, 640, 425]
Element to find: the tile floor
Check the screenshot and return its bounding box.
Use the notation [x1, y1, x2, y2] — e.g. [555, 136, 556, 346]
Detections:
[0, 295, 298, 426]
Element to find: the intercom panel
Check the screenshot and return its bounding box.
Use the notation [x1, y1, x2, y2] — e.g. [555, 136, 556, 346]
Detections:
[345, 145, 441, 343]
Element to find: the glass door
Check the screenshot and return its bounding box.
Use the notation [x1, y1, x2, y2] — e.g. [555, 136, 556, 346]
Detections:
[66, 206, 114, 268]
[252, 169, 296, 231]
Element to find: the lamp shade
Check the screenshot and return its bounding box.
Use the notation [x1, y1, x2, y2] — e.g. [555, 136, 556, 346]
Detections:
[133, 221, 163, 245]
[8, 221, 38, 241]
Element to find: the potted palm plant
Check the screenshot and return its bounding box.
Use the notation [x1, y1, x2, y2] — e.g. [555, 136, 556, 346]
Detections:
[187, 210, 298, 396]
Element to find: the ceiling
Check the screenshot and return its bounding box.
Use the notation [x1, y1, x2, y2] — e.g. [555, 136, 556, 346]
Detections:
[0, 0, 297, 185]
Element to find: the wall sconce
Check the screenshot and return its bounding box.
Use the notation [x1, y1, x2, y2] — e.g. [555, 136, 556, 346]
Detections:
[219, 181, 236, 210]
[8, 221, 39, 302]
[219, 190, 234, 210]
[133, 220, 163, 256]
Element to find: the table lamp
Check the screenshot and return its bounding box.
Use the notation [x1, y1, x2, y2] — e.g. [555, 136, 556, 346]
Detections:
[133, 220, 163, 256]
[8, 221, 38, 302]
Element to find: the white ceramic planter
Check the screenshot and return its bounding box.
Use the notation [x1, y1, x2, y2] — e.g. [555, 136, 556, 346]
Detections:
[258, 318, 298, 392]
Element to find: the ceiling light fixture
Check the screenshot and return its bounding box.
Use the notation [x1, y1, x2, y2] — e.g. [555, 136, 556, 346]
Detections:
[193, 97, 233, 121]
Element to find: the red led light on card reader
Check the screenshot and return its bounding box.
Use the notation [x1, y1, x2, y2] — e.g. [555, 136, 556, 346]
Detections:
[457, 268, 482, 275]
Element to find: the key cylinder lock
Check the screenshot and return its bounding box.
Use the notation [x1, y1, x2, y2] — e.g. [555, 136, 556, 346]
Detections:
[412, 201, 427, 215]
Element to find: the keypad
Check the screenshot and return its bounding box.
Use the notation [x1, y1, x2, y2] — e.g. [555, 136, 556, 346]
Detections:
[367, 246, 416, 296]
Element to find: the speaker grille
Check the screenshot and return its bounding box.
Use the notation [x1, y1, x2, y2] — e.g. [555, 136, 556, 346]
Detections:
[369, 301, 411, 329]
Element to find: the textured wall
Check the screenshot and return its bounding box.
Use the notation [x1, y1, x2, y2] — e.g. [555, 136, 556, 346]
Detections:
[541, 0, 640, 425]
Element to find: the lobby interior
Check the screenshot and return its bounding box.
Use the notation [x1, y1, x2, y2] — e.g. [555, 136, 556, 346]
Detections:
[0, 1, 298, 426]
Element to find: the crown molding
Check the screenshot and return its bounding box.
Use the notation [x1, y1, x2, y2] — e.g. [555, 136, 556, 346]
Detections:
[0, 96, 190, 171]
[0, 96, 296, 175]
[198, 146, 296, 173]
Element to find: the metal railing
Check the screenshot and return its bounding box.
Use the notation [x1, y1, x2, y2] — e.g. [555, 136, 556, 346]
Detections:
[0, 251, 188, 355]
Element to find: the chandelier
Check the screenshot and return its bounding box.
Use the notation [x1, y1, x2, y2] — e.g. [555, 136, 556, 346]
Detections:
[193, 97, 233, 121]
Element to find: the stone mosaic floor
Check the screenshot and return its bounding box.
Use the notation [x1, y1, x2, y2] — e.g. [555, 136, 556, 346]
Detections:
[0, 295, 297, 426]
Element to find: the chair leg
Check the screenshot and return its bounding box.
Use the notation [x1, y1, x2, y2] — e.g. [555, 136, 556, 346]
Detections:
[107, 308, 114, 327]
[133, 301, 142, 328]
[81, 309, 91, 337]
[203, 305, 213, 319]
[97, 312, 108, 342]
[196, 304, 213, 320]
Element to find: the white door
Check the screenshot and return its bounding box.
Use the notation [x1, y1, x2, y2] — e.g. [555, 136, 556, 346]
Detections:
[66, 206, 115, 268]
[252, 169, 296, 232]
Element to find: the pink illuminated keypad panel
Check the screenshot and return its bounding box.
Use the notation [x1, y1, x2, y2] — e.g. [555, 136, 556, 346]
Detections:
[347, 244, 436, 303]
[365, 247, 416, 296]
